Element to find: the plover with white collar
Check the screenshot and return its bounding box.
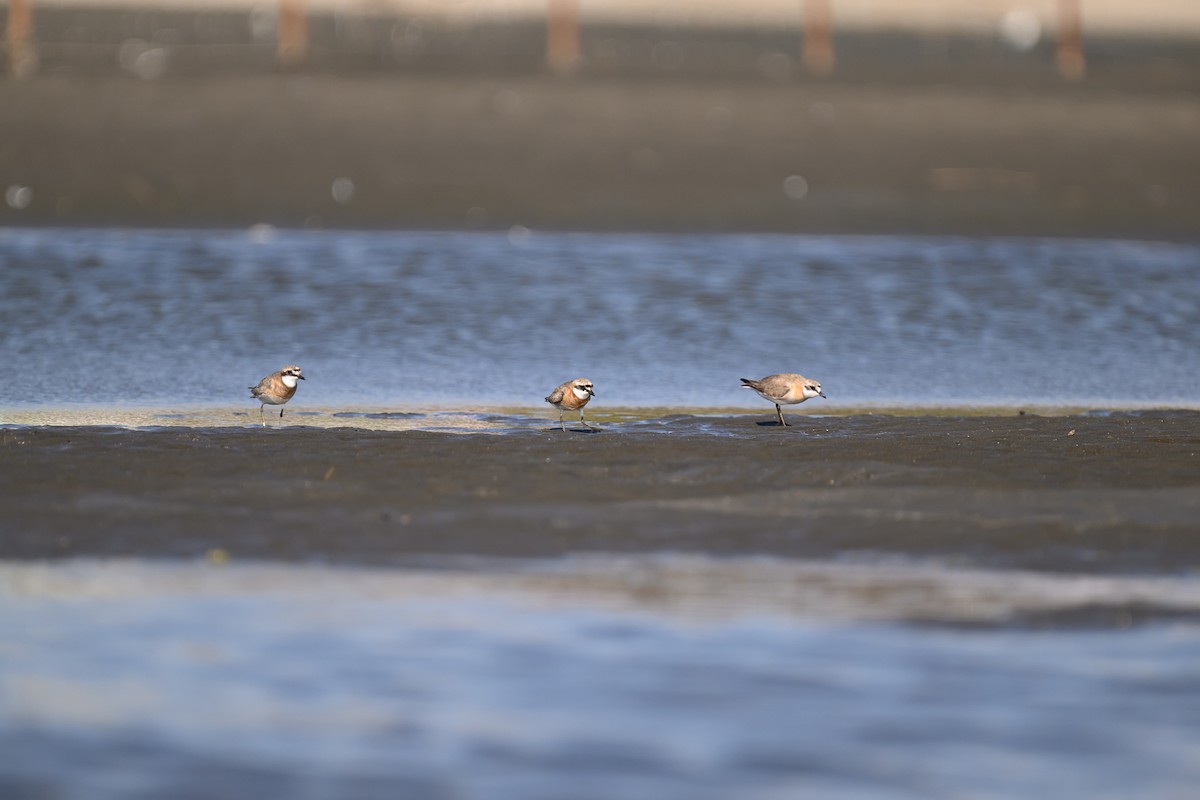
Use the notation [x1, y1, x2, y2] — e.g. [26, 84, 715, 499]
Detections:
[545, 377, 597, 432]
[250, 365, 305, 426]
[740, 373, 825, 426]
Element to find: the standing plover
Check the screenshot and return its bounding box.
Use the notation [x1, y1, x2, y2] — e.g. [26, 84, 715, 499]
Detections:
[545, 377, 597, 431]
[740, 373, 825, 426]
[250, 365, 305, 426]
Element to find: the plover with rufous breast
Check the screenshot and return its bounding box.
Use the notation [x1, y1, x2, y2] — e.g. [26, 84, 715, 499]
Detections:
[740, 373, 825, 426]
[545, 377, 597, 432]
[250, 365, 305, 426]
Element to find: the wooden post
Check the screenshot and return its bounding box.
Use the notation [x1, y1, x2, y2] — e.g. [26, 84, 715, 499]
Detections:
[1056, 0, 1085, 80]
[547, 0, 580, 74]
[6, 0, 37, 78]
[803, 0, 834, 75]
[278, 0, 308, 68]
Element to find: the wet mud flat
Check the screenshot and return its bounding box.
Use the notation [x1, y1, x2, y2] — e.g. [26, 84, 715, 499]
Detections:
[3, 411, 1198, 574]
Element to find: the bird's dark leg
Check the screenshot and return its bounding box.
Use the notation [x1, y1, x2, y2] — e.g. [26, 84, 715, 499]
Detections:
[559, 411, 566, 432]
[776, 404, 788, 427]
[280, 408, 285, 419]
[580, 409, 597, 431]
[260, 404, 267, 427]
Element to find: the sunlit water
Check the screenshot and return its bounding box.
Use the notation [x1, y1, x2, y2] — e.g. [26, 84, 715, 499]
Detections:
[3, 229, 1199, 797]
[2, 557, 1199, 799]
[1, 228, 1197, 409]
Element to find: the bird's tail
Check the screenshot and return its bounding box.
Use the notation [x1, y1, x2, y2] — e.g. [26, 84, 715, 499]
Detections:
[739, 378, 762, 391]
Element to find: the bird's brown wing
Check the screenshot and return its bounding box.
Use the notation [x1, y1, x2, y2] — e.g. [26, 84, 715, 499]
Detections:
[250, 372, 278, 399]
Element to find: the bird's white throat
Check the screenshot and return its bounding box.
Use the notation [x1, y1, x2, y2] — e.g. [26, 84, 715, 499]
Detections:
[281, 375, 299, 389]
[572, 386, 591, 400]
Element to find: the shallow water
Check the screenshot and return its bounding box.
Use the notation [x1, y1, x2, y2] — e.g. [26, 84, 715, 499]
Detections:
[2, 557, 1200, 800]
[3, 229, 1199, 799]
[1, 228, 1197, 409]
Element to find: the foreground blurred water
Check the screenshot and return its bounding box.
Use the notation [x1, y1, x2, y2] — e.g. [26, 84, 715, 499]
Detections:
[3, 557, 1199, 800]
[1, 228, 1197, 409]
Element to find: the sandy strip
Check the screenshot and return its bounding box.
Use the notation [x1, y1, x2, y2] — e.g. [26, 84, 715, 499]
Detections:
[0, 404, 1175, 431]
[4, 554, 1200, 628]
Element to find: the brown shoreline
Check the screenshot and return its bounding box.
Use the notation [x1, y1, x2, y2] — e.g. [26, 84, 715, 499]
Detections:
[3, 72, 1198, 238]
[3, 413, 1198, 573]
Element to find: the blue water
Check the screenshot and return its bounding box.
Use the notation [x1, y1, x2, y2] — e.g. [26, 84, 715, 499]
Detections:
[2, 557, 1199, 800]
[1, 228, 1197, 408]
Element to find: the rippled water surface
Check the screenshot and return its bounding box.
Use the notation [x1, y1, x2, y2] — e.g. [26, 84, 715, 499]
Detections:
[3, 557, 1200, 800]
[1, 228, 1197, 408]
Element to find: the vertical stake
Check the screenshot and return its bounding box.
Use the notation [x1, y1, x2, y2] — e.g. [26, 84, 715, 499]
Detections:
[278, 0, 309, 68]
[1056, 0, 1085, 80]
[803, 0, 835, 75]
[6, 0, 37, 78]
[547, 0, 580, 74]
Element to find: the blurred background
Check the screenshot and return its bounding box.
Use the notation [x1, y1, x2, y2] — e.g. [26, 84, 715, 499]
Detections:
[2, 0, 1199, 237]
[4, 8, 1200, 799]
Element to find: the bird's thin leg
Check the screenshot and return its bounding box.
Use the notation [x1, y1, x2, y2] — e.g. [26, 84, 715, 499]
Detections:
[260, 404, 267, 427]
[580, 409, 597, 431]
[280, 408, 285, 419]
[776, 404, 788, 427]
[559, 411, 566, 432]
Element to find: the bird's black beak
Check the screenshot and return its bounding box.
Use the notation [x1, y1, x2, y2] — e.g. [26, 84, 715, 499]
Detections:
[299, 375, 306, 380]
[588, 388, 596, 397]
[818, 389, 825, 398]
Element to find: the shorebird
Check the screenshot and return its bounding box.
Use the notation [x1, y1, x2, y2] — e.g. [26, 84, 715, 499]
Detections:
[740, 373, 825, 426]
[250, 365, 305, 426]
[545, 377, 597, 431]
